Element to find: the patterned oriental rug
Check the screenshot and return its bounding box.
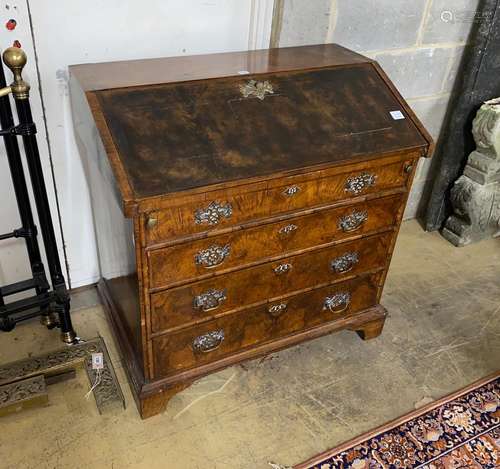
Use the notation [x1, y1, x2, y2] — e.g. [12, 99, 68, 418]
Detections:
[295, 372, 499, 469]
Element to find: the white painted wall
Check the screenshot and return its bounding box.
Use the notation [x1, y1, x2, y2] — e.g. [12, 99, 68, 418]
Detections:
[0, 1, 65, 295]
[0, 0, 274, 289]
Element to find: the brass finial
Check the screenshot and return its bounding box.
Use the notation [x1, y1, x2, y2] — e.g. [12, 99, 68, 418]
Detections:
[3, 46, 30, 99]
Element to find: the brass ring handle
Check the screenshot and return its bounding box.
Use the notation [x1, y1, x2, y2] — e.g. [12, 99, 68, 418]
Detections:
[345, 173, 376, 195]
[282, 185, 301, 197]
[279, 224, 298, 236]
[268, 303, 288, 318]
[323, 292, 351, 314]
[192, 330, 225, 353]
[194, 201, 232, 225]
[193, 289, 227, 312]
[338, 210, 368, 233]
[273, 263, 292, 275]
[195, 244, 230, 269]
[331, 252, 359, 274]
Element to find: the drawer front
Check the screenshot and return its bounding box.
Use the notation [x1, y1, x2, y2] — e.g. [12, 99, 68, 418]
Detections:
[149, 194, 402, 289]
[150, 232, 390, 333]
[152, 273, 380, 378]
[145, 158, 411, 243]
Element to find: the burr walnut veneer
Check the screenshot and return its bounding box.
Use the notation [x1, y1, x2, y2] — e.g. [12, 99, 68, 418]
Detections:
[69, 44, 433, 418]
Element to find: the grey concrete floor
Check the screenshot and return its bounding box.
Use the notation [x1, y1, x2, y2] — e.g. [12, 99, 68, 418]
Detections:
[0, 220, 499, 469]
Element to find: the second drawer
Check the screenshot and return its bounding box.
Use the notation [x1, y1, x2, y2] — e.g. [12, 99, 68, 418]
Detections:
[148, 194, 402, 289]
[150, 232, 391, 333]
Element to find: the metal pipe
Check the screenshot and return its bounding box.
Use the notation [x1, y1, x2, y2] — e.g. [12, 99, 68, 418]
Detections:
[0, 46, 77, 342]
[0, 47, 46, 296]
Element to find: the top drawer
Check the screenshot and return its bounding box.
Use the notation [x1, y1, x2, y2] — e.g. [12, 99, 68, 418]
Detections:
[144, 156, 413, 244]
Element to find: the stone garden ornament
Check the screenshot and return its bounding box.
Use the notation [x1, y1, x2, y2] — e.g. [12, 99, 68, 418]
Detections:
[443, 98, 500, 246]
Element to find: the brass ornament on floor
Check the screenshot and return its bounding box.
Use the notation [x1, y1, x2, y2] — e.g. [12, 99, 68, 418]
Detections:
[0, 337, 125, 415]
[0, 375, 48, 417]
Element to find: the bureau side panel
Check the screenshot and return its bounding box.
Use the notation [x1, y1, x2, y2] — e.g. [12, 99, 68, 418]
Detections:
[376, 156, 420, 302]
[69, 75, 144, 369]
[69, 78, 134, 279]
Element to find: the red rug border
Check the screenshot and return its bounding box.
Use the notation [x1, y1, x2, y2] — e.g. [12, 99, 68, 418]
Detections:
[295, 370, 500, 469]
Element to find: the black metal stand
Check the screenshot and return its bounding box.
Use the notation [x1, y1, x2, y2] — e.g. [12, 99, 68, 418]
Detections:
[0, 46, 77, 343]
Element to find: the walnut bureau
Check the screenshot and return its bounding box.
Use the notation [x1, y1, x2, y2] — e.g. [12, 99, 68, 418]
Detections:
[69, 44, 433, 419]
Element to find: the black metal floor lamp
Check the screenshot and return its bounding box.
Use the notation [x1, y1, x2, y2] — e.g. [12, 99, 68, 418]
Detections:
[0, 46, 77, 344]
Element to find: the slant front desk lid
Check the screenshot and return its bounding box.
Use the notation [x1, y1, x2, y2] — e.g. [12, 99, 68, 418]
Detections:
[70, 44, 433, 207]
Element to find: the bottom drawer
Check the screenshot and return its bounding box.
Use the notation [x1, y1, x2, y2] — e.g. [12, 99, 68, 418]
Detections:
[152, 273, 380, 378]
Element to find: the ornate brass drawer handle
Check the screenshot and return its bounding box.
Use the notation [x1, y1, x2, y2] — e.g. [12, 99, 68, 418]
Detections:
[331, 252, 359, 274]
[323, 292, 351, 314]
[345, 172, 376, 195]
[268, 303, 288, 317]
[279, 224, 298, 235]
[282, 185, 301, 197]
[338, 210, 368, 232]
[194, 201, 232, 225]
[193, 289, 227, 312]
[195, 244, 231, 268]
[273, 263, 292, 275]
[192, 329, 225, 353]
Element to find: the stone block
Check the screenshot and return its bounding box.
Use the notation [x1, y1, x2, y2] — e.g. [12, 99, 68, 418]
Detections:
[331, 0, 427, 51]
[421, 0, 481, 45]
[374, 47, 455, 99]
[278, 0, 332, 47]
[408, 94, 452, 141]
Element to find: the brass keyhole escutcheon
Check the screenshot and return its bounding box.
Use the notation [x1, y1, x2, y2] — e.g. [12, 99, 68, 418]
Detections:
[268, 303, 288, 318]
[279, 224, 298, 236]
[404, 163, 414, 174]
[273, 263, 292, 275]
[283, 185, 301, 197]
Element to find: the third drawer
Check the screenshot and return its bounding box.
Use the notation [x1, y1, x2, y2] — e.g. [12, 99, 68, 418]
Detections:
[150, 232, 391, 333]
